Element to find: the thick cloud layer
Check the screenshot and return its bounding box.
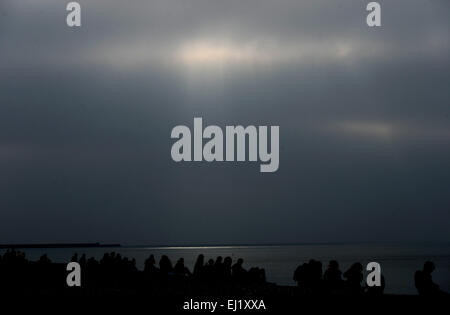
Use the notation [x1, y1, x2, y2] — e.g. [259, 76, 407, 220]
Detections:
[0, 0, 449, 245]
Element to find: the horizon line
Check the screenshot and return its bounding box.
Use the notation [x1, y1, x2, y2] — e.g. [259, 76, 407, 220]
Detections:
[1, 240, 449, 250]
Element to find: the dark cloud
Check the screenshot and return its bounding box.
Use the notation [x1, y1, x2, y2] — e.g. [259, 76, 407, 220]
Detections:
[0, 0, 449, 244]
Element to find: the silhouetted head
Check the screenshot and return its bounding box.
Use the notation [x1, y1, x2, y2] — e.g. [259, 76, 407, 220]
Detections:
[149, 254, 155, 265]
[196, 254, 204, 264]
[237, 258, 244, 265]
[160, 255, 171, 266]
[329, 260, 339, 269]
[215, 256, 223, 264]
[208, 259, 214, 266]
[224, 257, 232, 266]
[424, 261, 435, 273]
[352, 262, 363, 272]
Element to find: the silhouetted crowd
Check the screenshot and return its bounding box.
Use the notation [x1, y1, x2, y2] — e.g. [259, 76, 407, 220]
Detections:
[0, 249, 447, 297]
[292, 259, 447, 296]
[0, 249, 266, 294]
[143, 254, 266, 286]
[293, 259, 385, 295]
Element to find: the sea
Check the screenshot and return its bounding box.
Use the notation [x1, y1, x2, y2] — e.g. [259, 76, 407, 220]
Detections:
[2, 243, 449, 295]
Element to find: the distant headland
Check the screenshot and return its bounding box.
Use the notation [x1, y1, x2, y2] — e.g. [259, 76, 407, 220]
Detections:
[0, 243, 120, 249]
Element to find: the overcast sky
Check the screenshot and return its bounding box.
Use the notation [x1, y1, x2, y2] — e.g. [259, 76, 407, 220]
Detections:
[0, 0, 449, 245]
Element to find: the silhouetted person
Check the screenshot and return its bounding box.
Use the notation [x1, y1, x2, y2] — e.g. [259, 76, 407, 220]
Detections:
[130, 258, 137, 272]
[193, 254, 204, 279]
[174, 258, 191, 277]
[248, 267, 266, 284]
[116, 253, 123, 263]
[204, 258, 215, 280]
[214, 256, 223, 277]
[215, 256, 228, 282]
[343, 263, 364, 294]
[323, 260, 343, 293]
[232, 258, 247, 283]
[38, 254, 51, 264]
[415, 261, 441, 296]
[293, 259, 322, 293]
[159, 255, 173, 276]
[144, 254, 159, 274]
[293, 263, 308, 290]
[79, 253, 86, 266]
[223, 257, 232, 282]
[100, 252, 109, 265]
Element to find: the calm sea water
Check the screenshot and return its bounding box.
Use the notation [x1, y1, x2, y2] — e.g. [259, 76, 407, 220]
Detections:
[2, 243, 449, 295]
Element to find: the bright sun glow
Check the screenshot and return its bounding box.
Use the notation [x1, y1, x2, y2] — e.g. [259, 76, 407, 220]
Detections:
[177, 41, 269, 66]
[175, 39, 360, 68]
